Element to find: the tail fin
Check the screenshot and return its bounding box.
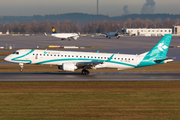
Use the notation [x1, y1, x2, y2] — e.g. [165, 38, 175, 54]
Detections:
[52, 26, 57, 34]
[143, 34, 172, 61]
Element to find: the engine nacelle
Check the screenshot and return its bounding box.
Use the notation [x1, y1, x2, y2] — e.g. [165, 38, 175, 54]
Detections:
[59, 63, 77, 72]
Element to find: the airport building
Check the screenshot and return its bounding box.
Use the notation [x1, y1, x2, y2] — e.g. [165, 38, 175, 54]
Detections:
[122, 28, 172, 36]
[121, 26, 180, 36]
[172, 26, 180, 35]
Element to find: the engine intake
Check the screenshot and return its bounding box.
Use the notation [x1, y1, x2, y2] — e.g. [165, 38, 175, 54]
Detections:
[58, 63, 77, 72]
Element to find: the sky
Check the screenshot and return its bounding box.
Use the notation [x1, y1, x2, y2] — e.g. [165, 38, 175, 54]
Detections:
[0, 0, 179, 16]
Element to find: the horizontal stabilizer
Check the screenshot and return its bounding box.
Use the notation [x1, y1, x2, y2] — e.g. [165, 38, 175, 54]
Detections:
[154, 57, 175, 63]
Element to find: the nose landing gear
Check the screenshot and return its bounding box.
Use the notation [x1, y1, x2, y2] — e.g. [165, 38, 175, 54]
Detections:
[19, 63, 24, 72]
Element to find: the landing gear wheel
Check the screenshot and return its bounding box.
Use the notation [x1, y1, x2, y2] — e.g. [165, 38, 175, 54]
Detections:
[82, 69, 90, 75]
[19, 63, 24, 72]
[20, 68, 23, 72]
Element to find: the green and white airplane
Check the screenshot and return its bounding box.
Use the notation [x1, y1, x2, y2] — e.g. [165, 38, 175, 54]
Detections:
[4, 34, 173, 75]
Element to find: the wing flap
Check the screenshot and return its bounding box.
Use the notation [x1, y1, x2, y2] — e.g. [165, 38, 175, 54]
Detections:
[76, 61, 104, 69]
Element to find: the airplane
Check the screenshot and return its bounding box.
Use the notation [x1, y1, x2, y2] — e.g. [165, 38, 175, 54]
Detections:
[105, 30, 121, 39]
[44, 26, 80, 40]
[4, 34, 173, 75]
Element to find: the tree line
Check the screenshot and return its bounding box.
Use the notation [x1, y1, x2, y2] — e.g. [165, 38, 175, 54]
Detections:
[0, 18, 180, 34]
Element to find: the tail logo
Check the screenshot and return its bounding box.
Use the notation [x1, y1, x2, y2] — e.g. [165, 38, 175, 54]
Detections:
[52, 28, 56, 32]
[158, 43, 168, 51]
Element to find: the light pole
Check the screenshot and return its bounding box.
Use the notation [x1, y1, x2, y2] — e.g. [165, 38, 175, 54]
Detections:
[97, 0, 99, 15]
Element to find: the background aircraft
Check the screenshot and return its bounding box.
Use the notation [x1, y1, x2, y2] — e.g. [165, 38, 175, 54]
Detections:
[4, 34, 173, 75]
[105, 30, 121, 39]
[45, 27, 80, 40]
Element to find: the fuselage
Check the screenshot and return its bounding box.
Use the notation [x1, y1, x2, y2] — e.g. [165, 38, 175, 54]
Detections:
[51, 33, 79, 40]
[107, 32, 119, 37]
[4, 49, 144, 70]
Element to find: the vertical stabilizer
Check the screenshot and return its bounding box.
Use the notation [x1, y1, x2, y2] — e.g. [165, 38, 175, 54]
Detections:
[137, 34, 172, 67]
[52, 26, 57, 34]
[143, 34, 172, 61]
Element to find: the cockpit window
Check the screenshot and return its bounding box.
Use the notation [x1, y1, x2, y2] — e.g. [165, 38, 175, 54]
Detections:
[12, 51, 19, 55]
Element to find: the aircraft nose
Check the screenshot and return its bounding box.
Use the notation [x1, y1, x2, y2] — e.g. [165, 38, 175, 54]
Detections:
[4, 56, 11, 62]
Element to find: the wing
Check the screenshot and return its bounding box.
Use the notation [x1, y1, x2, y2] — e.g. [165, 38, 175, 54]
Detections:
[44, 32, 52, 37]
[76, 61, 104, 69]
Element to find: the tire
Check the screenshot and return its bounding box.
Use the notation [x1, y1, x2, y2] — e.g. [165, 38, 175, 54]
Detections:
[82, 70, 90, 75]
[20, 68, 23, 72]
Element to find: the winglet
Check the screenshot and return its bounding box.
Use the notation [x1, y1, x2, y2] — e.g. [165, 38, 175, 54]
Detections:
[96, 51, 99, 53]
[106, 54, 114, 62]
[44, 32, 47, 36]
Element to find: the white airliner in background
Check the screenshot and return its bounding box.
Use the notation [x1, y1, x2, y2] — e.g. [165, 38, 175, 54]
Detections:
[44, 26, 80, 40]
[4, 34, 173, 75]
[105, 30, 121, 39]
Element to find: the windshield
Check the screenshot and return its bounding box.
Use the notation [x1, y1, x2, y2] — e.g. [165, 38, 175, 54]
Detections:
[12, 51, 19, 55]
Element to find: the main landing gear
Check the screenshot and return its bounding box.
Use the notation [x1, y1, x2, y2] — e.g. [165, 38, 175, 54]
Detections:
[19, 63, 24, 72]
[82, 69, 90, 75]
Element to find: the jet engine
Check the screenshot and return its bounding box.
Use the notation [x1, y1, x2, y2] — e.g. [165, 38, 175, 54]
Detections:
[58, 63, 77, 72]
[115, 33, 119, 36]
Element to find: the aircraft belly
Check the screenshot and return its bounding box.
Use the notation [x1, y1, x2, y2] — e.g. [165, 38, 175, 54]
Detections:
[104, 62, 135, 69]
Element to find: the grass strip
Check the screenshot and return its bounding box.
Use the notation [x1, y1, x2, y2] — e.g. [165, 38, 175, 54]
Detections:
[0, 81, 179, 120]
[0, 52, 12, 56]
